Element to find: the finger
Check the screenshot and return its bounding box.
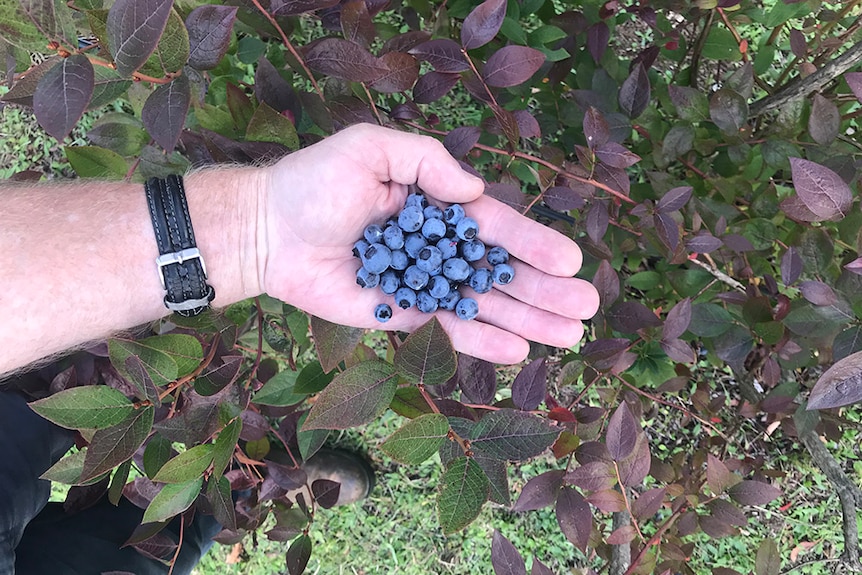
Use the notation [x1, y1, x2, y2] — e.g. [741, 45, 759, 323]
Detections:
[434, 312, 531, 365]
[347, 124, 485, 204]
[466, 194, 583, 277]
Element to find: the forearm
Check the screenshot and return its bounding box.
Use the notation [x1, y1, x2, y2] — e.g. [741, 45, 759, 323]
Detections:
[0, 168, 268, 375]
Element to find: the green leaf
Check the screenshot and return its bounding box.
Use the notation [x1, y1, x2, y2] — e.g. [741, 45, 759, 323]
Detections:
[294, 361, 334, 395]
[297, 412, 330, 461]
[143, 434, 173, 479]
[286, 534, 312, 575]
[65, 145, 127, 179]
[755, 537, 781, 575]
[139, 334, 203, 379]
[108, 459, 132, 505]
[107, 0, 174, 76]
[87, 122, 150, 157]
[152, 444, 214, 483]
[702, 28, 742, 61]
[245, 102, 299, 151]
[469, 409, 560, 461]
[0, 2, 47, 51]
[302, 360, 398, 430]
[142, 477, 204, 524]
[29, 386, 135, 430]
[688, 303, 734, 338]
[138, 8, 189, 78]
[669, 85, 709, 124]
[393, 317, 456, 386]
[380, 413, 449, 465]
[627, 271, 661, 291]
[207, 475, 237, 531]
[437, 456, 489, 534]
[310, 316, 364, 373]
[109, 338, 179, 387]
[254, 369, 304, 407]
[40, 449, 107, 486]
[81, 405, 154, 482]
[212, 418, 242, 478]
[389, 386, 434, 419]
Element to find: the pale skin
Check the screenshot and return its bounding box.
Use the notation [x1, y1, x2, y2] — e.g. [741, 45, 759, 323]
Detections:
[0, 124, 599, 375]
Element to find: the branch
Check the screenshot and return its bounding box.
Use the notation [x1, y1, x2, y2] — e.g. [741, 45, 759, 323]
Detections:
[610, 508, 632, 575]
[750, 40, 862, 117]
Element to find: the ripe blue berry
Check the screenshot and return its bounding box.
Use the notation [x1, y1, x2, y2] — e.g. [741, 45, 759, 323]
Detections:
[455, 217, 479, 240]
[361, 243, 391, 274]
[442, 257, 471, 283]
[436, 237, 459, 260]
[374, 303, 393, 323]
[421, 218, 447, 242]
[380, 270, 401, 295]
[468, 268, 493, 294]
[394, 287, 417, 309]
[355, 267, 379, 289]
[492, 263, 515, 285]
[455, 297, 479, 320]
[416, 246, 443, 275]
[443, 204, 465, 225]
[460, 238, 485, 262]
[405, 193, 427, 209]
[404, 233, 427, 259]
[383, 224, 405, 250]
[416, 290, 439, 313]
[352, 239, 369, 258]
[486, 246, 509, 266]
[364, 224, 384, 244]
[423, 205, 443, 220]
[398, 205, 424, 232]
[403, 265, 430, 290]
[428, 275, 450, 299]
[389, 249, 409, 271]
[437, 287, 462, 311]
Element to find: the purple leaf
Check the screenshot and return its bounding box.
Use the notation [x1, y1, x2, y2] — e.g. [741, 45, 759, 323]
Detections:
[686, 232, 723, 254]
[661, 338, 696, 363]
[657, 186, 693, 213]
[790, 157, 852, 221]
[809, 94, 840, 146]
[844, 257, 862, 276]
[727, 480, 781, 506]
[485, 182, 530, 211]
[513, 110, 541, 139]
[302, 37, 387, 82]
[722, 233, 755, 252]
[595, 142, 640, 169]
[491, 530, 527, 575]
[512, 358, 547, 411]
[186, 5, 237, 70]
[381, 31, 432, 54]
[457, 354, 498, 405]
[655, 212, 680, 253]
[606, 402, 639, 461]
[781, 247, 803, 286]
[267, 461, 308, 491]
[340, 0, 375, 48]
[619, 64, 650, 119]
[586, 22, 609, 64]
[483, 46, 546, 88]
[586, 201, 609, 244]
[461, 0, 507, 50]
[141, 75, 190, 153]
[632, 487, 666, 521]
[286, 534, 312, 575]
[555, 487, 592, 552]
[413, 71, 460, 104]
[663, 298, 692, 340]
[593, 163, 631, 196]
[369, 51, 419, 93]
[592, 259, 620, 310]
[799, 280, 837, 306]
[409, 39, 470, 72]
[709, 88, 748, 135]
[581, 338, 631, 371]
[512, 470, 564, 512]
[789, 29, 807, 58]
[780, 195, 821, 223]
[565, 461, 616, 491]
[583, 107, 610, 149]
[617, 435, 651, 487]
[33, 55, 94, 141]
[469, 409, 559, 461]
[271, 0, 339, 15]
[607, 301, 662, 333]
[531, 559, 554, 575]
[443, 126, 481, 159]
[254, 57, 301, 122]
[108, 0, 174, 76]
[311, 478, 341, 509]
[808, 350, 862, 410]
[847, 72, 862, 104]
[544, 185, 587, 211]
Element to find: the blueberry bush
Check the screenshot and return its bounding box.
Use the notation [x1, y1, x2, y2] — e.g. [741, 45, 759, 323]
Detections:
[3, 0, 862, 573]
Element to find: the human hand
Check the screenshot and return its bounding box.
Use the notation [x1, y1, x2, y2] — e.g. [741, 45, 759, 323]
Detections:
[261, 123, 599, 364]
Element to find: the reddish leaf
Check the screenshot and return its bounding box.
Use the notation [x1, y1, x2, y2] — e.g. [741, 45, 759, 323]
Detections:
[593, 163, 631, 196]
[565, 461, 616, 491]
[254, 56, 300, 122]
[661, 338, 696, 363]
[780, 195, 821, 223]
[486, 182, 530, 212]
[700, 515, 738, 538]
[302, 37, 387, 82]
[790, 158, 852, 221]
[544, 185, 587, 211]
[461, 0, 507, 50]
[33, 55, 94, 141]
[728, 480, 781, 506]
[512, 358, 547, 411]
[413, 71, 460, 104]
[513, 110, 541, 139]
[483, 46, 545, 88]
[607, 525, 637, 545]
[141, 75, 190, 153]
[309, 316, 364, 373]
[555, 487, 592, 552]
[632, 487, 666, 521]
[808, 94, 839, 146]
[456, 354, 497, 405]
[657, 186, 693, 213]
[617, 435, 650, 487]
[722, 234, 755, 252]
[709, 88, 748, 135]
[267, 461, 308, 491]
[606, 403, 638, 461]
[443, 126, 481, 158]
[592, 259, 620, 310]
[709, 499, 748, 527]
[607, 301, 662, 334]
[663, 298, 692, 340]
[531, 559, 554, 575]
[585, 201, 609, 244]
[381, 31, 431, 54]
[799, 280, 837, 306]
[186, 5, 237, 70]
[847, 72, 862, 104]
[655, 213, 680, 253]
[808, 350, 862, 409]
[581, 339, 631, 371]
[789, 29, 807, 58]
[108, 0, 174, 76]
[585, 489, 626, 512]
[369, 51, 419, 93]
[586, 22, 609, 64]
[491, 105, 520, 149]
[470, 409, 560, 461]
[583, 107, 610, 149]
[512, 470, 564, 512]
[781, 247, 803, 286]
[619, 64, 650, 119]
[340, 0, 375, 48]
[409, 39, 470, 72]
[491, 530, 527, 575]
[271, 0, 339, 15]
[311, 478, 340, 509]
[686, 233, 723, 254]
[595, 142, 640, 169]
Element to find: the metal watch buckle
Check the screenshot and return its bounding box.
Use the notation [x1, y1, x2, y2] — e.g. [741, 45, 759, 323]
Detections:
[156, 247, 208, 289]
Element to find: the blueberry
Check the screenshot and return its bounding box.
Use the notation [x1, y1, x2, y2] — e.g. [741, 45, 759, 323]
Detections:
[486, 246, 509, 266]
[492, 263, 515, 285]
[403, 265, 430, 290]
[404, 233, 427, 259]
[455, 217, 479, 240]
[468, 268, 493, 294]
[394, 287, 417, 309]
[383, 224, 405, 250]
[380, 270, 401, 295]
[405, 193, 427, 209]
[421, 218, 447, 242]
[423, 205, 443, 220]
[428, 275, 451, 299]
[374, 303, 393, 323]
[361, 243, 391, 274]
[436, 237, 459, 260]
[352, 239, 369, 258]
[438, 287, 462, 311]
[355, 267, 379, 289]
[443, 204, 465, 225]
[363, 224, 384, 244]
[398, 205, 424, 232]
[455, 297, 479, 320]
[442, 257, 471, 283]
[416, 290, 439, 313]
[389, 249, 409, 271]
[460, 238, 485, 262]
[416, 246, 443, 275]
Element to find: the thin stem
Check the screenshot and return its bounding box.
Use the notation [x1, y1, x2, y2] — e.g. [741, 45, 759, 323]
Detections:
[623, 501, 688, 575]
[84, 55, 177, 84]
[716, 8, 748, 62]
[166, 514, 185, 575]
[245, 297, 266, 389]
[158, 333, 221, 401]
[418, 384, 472, 454]
[362, 83, 383, 125]
[612, 469, 645, 544]
[461, 49, 499, 109]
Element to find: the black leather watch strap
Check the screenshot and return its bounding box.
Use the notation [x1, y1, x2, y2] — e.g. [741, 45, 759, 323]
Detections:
[144, 175, 215, 317]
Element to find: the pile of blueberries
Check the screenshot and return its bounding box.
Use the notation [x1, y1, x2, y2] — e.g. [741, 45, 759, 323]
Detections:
[353, 192, 515, 323]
